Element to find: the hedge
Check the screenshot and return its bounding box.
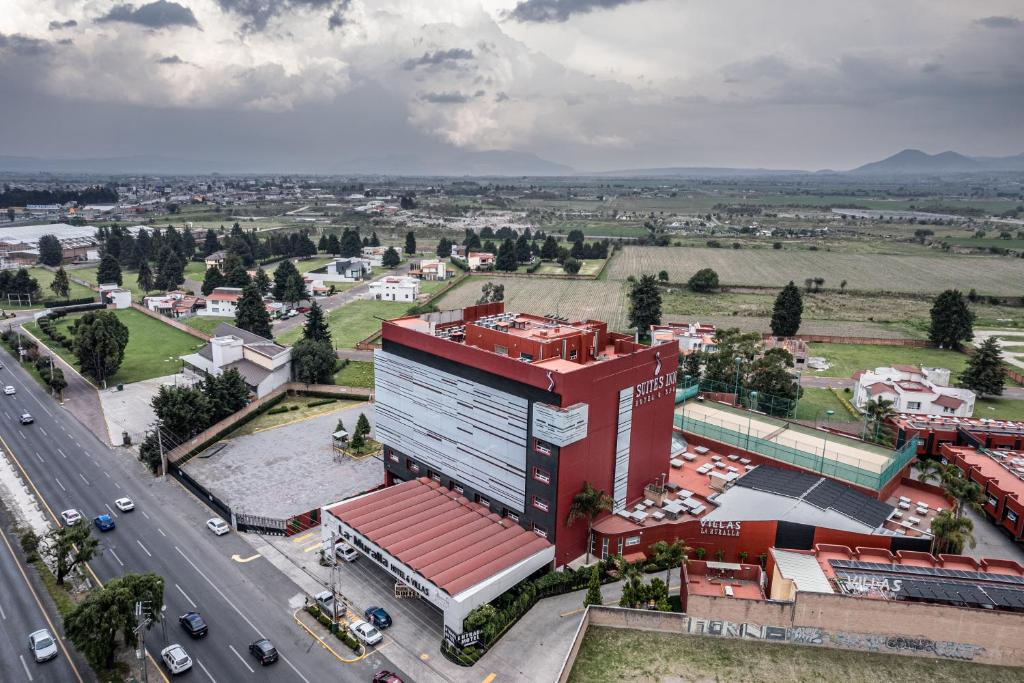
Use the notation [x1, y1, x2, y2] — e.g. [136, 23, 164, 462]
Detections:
[41, 296, 96, 308]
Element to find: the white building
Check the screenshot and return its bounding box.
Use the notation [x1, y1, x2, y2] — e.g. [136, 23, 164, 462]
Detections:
[412, 259, 448, 281]
[650, 322, 718, 355]
[318, 258, 372, 283]
[361, 246, 386, 267]
[368, 276, 419, 302]
[199, 287, 243, 316]
[181, 323, 292, 398]
[853, 365, 975, 417]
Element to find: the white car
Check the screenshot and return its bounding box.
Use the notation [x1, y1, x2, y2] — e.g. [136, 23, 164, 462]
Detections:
[348, 619, 383, 646]
[4, 385, 15, 395]
[114, 497, 135, 512]
[28, 629, 58, 663]
[60, 509, 82, 526]
[334, 542, 358, 562]
[206, 518, 230, 535]
[161, 644, 193, 674]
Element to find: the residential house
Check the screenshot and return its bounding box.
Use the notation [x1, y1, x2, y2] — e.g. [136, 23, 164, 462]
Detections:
[99, 286, 132, 309]
[650, 322, 718, 355]
[320, 258, 372, 282]
[361, 246, 386, 267]
[199, 287, 243, 316]
[144, 291, 205, 319]
[180, 323, 292, 398]
[466, 252, 495, 271]
[204, 250, 227, 270]
[853, 365, 975, 417]
[451, 244, 466, 259]
[410, 259, 448, 281]
[368, 276, 419, 302]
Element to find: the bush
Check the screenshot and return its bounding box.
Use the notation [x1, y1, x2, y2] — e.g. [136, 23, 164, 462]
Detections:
[267, 406, 290, 415]
[307, 399, 336, 408]
[290, 405, 299, 411]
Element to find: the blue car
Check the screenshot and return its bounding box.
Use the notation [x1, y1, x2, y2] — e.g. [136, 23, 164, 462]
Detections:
[94, 514, 115, 532]
[363, 606, 392, 630]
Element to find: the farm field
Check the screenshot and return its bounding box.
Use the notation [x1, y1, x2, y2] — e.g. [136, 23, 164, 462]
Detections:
[534, 259, 606, 276]
[607, 246, 1024, 295]
[566, 626, 1013, 683]
[667, 315, 915, 339]
[275, 299, 410, 347]
[807, 343, 970, 379]
[437, 275, 631, 331]
[26, 308, 205, 385]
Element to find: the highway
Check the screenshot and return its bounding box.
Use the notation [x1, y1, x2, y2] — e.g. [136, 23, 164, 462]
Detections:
[0, 340, 411, 683]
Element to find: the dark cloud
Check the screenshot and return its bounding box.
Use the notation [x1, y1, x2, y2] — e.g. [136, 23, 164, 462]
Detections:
[157, 54, 184, 64]
[420, 91, 470, 104]
[975, 15, 1021, 28]
[0, 33, 51, 57]
[48, 19, 78, 30]
[402, 48, 474, 71]
[507, 0, 644, 23]
[215, 0, 348, 32]
[327, 0, 352, 31]
[97, 1, 199, 29]
[495, 92, 510, 102]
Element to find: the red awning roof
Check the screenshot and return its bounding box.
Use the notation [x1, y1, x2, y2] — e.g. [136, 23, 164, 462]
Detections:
[327, 478, 552, 597]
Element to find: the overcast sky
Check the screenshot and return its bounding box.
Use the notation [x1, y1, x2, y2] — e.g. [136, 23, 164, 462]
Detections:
[1, 0, 1022, 172]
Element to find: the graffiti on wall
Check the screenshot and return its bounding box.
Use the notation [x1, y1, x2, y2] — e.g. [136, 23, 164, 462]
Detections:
[683, 617, 983, 661]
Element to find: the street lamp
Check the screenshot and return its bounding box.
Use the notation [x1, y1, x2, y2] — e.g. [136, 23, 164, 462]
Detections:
[733, 356, 743, 407]
[816, 408, 835, 473]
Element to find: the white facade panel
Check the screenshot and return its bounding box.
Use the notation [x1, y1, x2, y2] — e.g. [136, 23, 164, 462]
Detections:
[532, 402, 588, 447]
[374, 350, 529, 510]
[613, 386, 633, 512]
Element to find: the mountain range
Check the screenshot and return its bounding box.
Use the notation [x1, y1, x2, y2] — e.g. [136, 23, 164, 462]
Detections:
[848, 149, 1024, 175]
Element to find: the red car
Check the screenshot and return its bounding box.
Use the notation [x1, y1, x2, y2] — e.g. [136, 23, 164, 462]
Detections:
[372, 671, 404, 683]
[296, 306, 310, 314]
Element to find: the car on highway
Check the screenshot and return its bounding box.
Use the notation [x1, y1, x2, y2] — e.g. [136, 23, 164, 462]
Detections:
[363, 606, 392, 630]
[334, 541, 358, 562]
[161, 644, 193, 675]
[114, 497, 135, 512]
[20, 412, 33, 424]
[248, 638, 279, 665]
[206, 518, 230, 535]
[373, 671, 404, 683]
[93, 514, 116, 532]
[4, 385, 15, 395]
[178, 611, 208, 638]
[348, 619, 383, 646]
[60, 509, 82, 525]
[28, 629, 58, 663]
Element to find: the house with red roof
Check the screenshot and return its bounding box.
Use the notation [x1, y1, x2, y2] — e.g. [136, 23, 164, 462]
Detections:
[852, 365, 975, 417]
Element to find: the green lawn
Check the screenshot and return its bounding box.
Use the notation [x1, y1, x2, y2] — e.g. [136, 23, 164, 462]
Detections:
[70, 266, 151, 300]
[26, 308, 205, 385]
[29, 267, 97, 302]
[418, 279, 450, 295]
[183, 316, 234, 335]
[974, 397, 1024, 421]
[793, 387, 851, 421]
[231, 396, 360, 437]
[276, 300, 411, 347]
[567, 626, 1014, 683]
[333, 360, 374, 388]
[534, 259, 606, 276]
[183, 261, 206, 281]
[809, 343, 970, 378]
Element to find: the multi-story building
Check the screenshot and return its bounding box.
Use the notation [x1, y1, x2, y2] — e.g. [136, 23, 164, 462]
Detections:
[199, 287, 243, 316]
[372, 302, 679, 567]
[853, 365, 975, 417]
[367, 276, 419, 302]
[650, 322, 718, 355]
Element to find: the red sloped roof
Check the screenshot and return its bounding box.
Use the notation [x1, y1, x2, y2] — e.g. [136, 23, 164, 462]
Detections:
[327, 478, 552, 597]
[933, 394, 964, 409]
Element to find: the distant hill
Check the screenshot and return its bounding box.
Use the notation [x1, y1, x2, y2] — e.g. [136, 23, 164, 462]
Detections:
[590, 166, 808, 178]
[849, 149, 1024, 175]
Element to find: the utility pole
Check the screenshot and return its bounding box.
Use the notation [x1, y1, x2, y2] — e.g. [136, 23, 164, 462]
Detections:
[329, 529, 338, 631]
[156, 424, 166, 481]
[134, 601, 150, 683]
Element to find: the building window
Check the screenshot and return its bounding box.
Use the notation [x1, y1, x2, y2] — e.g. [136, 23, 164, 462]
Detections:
[532, 467, 551, 484]
[454, 485, 464, 494]
[534, 440, 552, 456]
[520, 352, 534, 361]
[532, 523, 548, 538]
[942, 406, 955, 414]
[616, 538, 624, 556]
[495, 344, 508, 356]
[531, 496, 550, 512]
[907, 401, 921, 410]
[625, 536, 641, 547]
[569, 348, 578, 360]
[506, 510, 519, 522]
[430, 472, 441, 483]
[477, 495, 490, 509]
[406, 459, 420, 474]
[388, 452, 399, 463]
[601, 536, 609, 559]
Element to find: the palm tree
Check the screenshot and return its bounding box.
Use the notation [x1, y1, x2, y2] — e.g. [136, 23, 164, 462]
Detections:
[650, 539, 691, 590]
[567, 482, 613, 564]
[913, 459, 945, 486]
[862, 398, 896, 441]
[930, 510, 976, 554]
[943, 475, 984, 520]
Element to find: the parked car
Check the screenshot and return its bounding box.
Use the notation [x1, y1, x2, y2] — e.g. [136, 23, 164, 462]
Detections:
[19, 413, 33, 425]
[363, 606, 392, 630]
[248, 638, 279, 665]
[296, 306, 310, 314]
[4, 385, 15, 395]
[28, 629, 58, 663]
[60, 509, 82, 526]
[114, 497, 135, 512]
[373, 671, 404, 683]
[160, 644, 193, 674]
[348, 619, 383, 646]
[206, 518, 230, 535]
[334, 542, 358, 562]
[93, 514, 116, 532]
[314, 591, 342, 619]
[178, 612, 208, 638]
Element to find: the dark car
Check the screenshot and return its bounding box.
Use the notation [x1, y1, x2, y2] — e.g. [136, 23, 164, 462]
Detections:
[93, 514, 116, 532]
[178, 612, 208, 638]
[363, 606, 392, 630]
[248, 639, 278, 665]
[372, 671, 404, 683]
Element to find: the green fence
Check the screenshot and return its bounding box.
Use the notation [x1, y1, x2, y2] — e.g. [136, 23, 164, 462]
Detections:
[678, 375, 798, 417]
[675, 410, 918, 491]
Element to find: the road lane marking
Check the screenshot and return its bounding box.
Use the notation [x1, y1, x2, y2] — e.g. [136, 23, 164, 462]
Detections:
[104, 503, 118, 518]
[78, 472, 89, 485]
[19, 654, 33, 681]
[136, 539, 153, 557]
[229, 645, 255, 673]
[0, 601, 6, 619]
[103, 471, 111, 478]
[34, 450, 43, 463]
[2, 411, 9, 419]
[39, 427, 47, 436]
[482, 674, 496, 683]
[196, 658, 218, 683]
[303, 542, 321, 553]
[114, 481, 122, 490]
[18, 430, 25, 439]
[281, 653, 312, 683]
[175, 583, 197, 609]
[231, 553, 261, 563]
[141, 510, 149, 519]
[158, 528, 167, 537]
[54, 477, 66, 492]
[291, 531, 315, 543]
[110, 549, 124, 567]
[57, 448, 66, 458]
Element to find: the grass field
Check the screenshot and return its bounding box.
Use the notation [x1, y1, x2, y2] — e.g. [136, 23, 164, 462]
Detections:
[275, 300, 411, 347]
[230, 396, 360, 437]
[974, 397, 1024, 421]
[184, 316, 234, 335]
[534, 259, 606, 276]
[566, 626, 1016, 683]
[808, 343, 970, 378]
[793, 387, 850, 421]
[70, 265, 151, 300]
[334, 360, 374, 388]
[608, 246, 1024, 295]
[26, 308, 205, 384]
[25, 267, 97, 303]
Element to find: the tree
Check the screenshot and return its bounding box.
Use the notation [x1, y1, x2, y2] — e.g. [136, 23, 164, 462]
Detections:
[658, 270, 669, 282]
[562, 257, 581, 274]
[515, 235, 532, 263]
[567, 229, 585, 243]
[540, 235, 559, 260]
[687, 268, 719, 293]
[282, 270, 307, 307]
[273, 260, 301, 300]
[73, 311, 129, 384]
[930, 510, 976, 554]
[96, 252, 122, 286]
[477, 282, 504, 304]
[340, 229, 362, 257]
[152, 384, 212, 439]
[943, 473, 984, 519]
[495, 239, 517, 271]
[201, 265, 225, 295]
[326, 233, 341, 255]
[863, 397, 895, 442]
[628, 274, 662, 338]
[747, 349, 798, 415]
[293, 339, 336, 384]
[222, 253, 251, 288]
[912, 458, 947, 486]
[202, 368, 250, 423]
[47, 366, 67, 395]
[302, 299, 331, 344]
[355, 412, 371, 439]
[436, 237, 451, 258]
[203, 229, 221, 256]
[929, 289, 974, 349]
[318, 234, 329, 252]
[254, 267, 271, 296]
[583, 568, 603, 607]
[959, 337, 1006, 397]
[154, 246, 185, 290]
[38, 234, 63, 266]
[39, 523, 100, 585]
[382, 246, 401, 268]
[649, 539, 689, 589]
[370, 232, 381, 247]
[234, 282, 272, 338]
[770, 281, 803, 336]
[50, 266, 70, 299]
[567, 482, 613, 563]
[136, 260, 154, 293]
[404, 231, 417, 255]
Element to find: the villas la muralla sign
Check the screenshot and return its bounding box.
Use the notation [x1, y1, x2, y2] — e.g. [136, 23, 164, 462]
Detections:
[699, 520, 742, 537]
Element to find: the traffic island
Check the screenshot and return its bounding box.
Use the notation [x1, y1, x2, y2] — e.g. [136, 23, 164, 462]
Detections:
[292, 605, 367, 664]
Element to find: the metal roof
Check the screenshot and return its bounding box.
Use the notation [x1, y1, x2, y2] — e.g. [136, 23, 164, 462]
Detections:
[772, 549, 834, 594]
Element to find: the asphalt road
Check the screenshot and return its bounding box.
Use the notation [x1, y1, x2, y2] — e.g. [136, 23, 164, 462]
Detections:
[0, 341, 411, 683]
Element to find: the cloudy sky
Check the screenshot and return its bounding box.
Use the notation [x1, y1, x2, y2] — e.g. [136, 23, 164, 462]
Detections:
[1, 0, 1022, 172]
